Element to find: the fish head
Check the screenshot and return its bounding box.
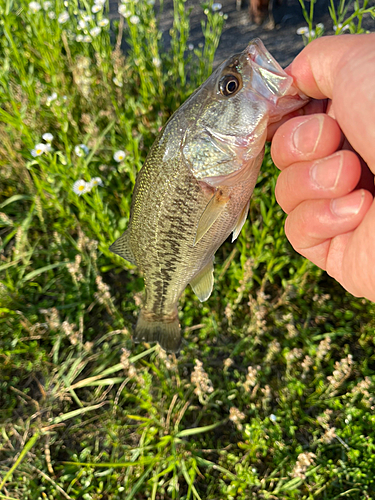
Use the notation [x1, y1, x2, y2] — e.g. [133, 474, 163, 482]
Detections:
[182, 38, 309, 184]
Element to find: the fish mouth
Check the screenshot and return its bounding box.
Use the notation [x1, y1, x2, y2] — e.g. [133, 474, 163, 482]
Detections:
[243, 38, 309, 109]
[244, 38, 295, 97]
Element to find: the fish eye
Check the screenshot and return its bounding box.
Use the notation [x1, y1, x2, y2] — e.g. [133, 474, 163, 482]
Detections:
[219, 74, 240, 96]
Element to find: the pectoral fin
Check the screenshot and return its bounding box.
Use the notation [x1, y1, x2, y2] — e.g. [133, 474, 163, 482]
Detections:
[190, 259, 214, 302]
[232, 199, 250, 242]
[194, 188, 230, 246]
[109, 230, 136, 265]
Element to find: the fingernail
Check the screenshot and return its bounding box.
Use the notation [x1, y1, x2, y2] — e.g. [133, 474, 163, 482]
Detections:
[310, 153, 343, 190]
[331, 190, 365, 218]
[292, 116, 323, 154]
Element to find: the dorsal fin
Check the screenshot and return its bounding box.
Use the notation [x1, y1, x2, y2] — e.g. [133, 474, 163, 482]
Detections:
[109, 230, 136, 265]
[194, 187, 230, 246]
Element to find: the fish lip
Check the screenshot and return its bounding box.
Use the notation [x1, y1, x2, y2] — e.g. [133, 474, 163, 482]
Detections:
[245, 38, 270, 63]
[244, 38, 284, 78]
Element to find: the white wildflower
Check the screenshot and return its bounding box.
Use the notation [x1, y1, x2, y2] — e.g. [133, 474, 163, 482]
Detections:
[204, 8, 209, 15]
[118, 4, 131, 17]
[316, 22, 324, 29]
[89, 177, 103, 187]
[42, 0, 51, 9]
[152, 57, 161, 68]
[91, 4, 101, 12]
[334, 23, 350, 32]
[212, 2, 222, 11]
[64, 0, 68, 6]
[73, 180, 90, 195]
[188, 43, 194, 50]
[129, 14, 140, 24]
[113, 77, 123, 87]
[83, 14, 92, 21]
[44, 143, 52, 152]
[90, 26, 101, 37]
[58, 11, 69, 23]
[76, 34, 84, 42]
[48, 10, 56, 18]
[74, 144, 89, 156]
[42, 132, 53, 142]
[114, 150, 126, 162]
[98, 18, 109, 27]
[78, 19, 87, 29]
[270, 413, 277, 422]
[31, 143, 47, 157]
[296, 26, 309, 35]
[95, 0, 106, 5]
[83, 35, 92, 42]
[29, 1, 41, 12]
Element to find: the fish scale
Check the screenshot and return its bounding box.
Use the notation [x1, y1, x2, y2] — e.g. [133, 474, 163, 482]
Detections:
[110, 39, 308, 352]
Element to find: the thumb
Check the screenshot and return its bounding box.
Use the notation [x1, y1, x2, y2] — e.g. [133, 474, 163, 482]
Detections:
[286, 33, 375, 99]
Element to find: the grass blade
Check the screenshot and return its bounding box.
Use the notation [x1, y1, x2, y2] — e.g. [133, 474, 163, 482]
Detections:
[0, 432, 40, 491]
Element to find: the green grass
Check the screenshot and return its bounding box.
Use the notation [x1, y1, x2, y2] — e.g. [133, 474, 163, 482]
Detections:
[1, 0, 375, 499]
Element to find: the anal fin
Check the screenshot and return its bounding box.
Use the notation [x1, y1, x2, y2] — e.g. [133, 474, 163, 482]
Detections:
[190, 258, 214, 302]
[194, 187, 230, 246]
[109, 229, 136, 265]
[232, 199, 250, 242]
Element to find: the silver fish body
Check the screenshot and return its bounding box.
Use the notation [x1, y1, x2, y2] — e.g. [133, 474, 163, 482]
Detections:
[110, 39, 308, 352]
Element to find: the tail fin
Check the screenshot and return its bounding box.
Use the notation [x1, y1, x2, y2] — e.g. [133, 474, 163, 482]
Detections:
[134, 310, 181, 353]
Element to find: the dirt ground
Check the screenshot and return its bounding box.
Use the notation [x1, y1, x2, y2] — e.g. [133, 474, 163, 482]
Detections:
[109, 0, 374, 69]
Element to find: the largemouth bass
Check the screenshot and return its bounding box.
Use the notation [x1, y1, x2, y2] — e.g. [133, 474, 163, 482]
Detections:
[110, 39, 308, 352]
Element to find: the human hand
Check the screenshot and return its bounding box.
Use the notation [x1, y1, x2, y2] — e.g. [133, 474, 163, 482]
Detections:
[270, 34, 375, 301]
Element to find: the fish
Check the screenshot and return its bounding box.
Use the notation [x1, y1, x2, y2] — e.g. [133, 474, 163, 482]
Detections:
[110, 38, 308, 352]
